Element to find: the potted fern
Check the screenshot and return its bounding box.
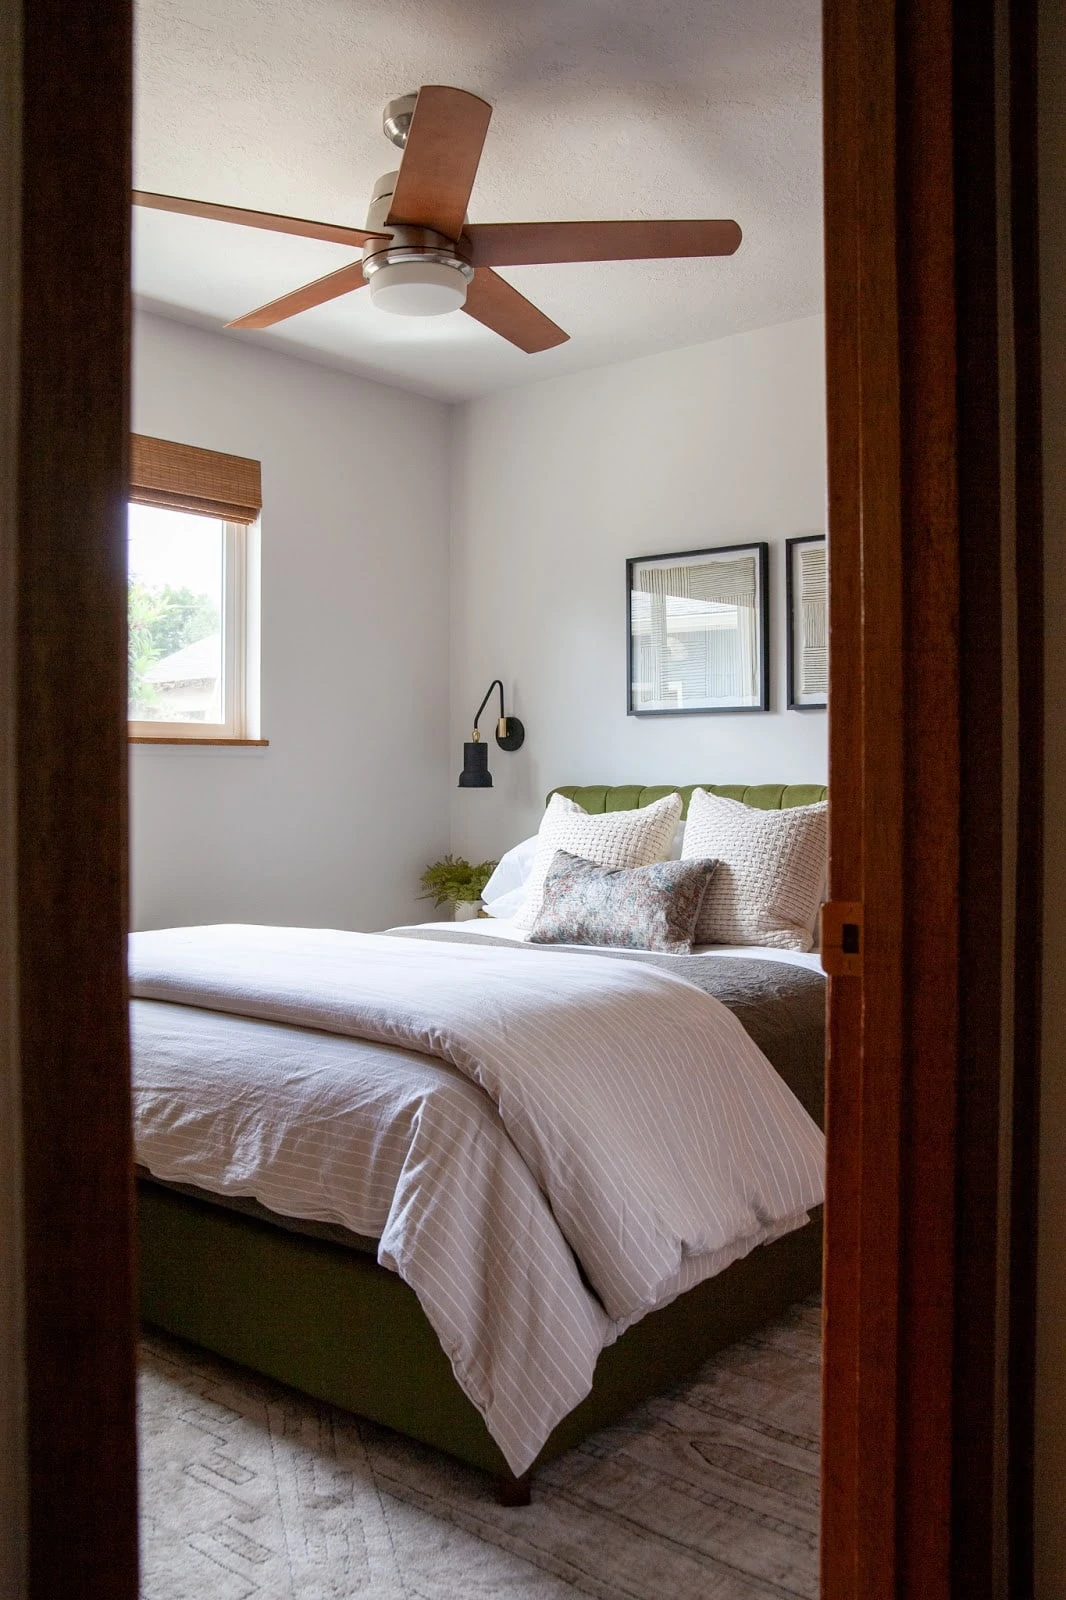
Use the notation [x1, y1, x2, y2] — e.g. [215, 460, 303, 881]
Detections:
[419, 854, 498, 921]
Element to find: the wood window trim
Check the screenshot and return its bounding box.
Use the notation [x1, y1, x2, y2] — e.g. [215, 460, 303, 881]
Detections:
[128, 737, 269, 746]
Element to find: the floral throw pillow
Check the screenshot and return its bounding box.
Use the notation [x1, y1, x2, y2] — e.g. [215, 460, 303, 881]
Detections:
[511, 791, 682, 933]
[528, 850, 719, 955]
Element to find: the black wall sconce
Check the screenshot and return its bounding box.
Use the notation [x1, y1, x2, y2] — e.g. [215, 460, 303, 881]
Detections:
[458, 679, 525, 788]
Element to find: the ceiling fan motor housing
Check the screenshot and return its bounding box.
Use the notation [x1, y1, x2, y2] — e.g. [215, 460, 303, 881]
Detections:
[362, 171, 473, 316]
[382, 93, 418, 150]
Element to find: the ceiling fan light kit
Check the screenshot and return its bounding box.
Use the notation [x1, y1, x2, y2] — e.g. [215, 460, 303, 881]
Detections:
[134, 83, 743, 351]
[361, 173, 474, 316]
[367, 260, 469, 316]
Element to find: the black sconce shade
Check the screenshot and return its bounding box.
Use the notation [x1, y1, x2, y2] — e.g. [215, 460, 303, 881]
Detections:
[458, 680, 525, 788]
[459, 739, 493, 788]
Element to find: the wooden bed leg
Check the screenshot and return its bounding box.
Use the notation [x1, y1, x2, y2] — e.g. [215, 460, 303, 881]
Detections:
[496, 1470, 532, 1507]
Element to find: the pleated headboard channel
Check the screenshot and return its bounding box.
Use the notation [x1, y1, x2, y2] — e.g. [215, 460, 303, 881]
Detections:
[548, 784, 827, 817]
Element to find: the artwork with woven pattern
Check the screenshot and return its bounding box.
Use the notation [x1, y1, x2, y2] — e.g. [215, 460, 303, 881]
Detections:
[529, 850, 719, 954]
[798, 544, 828, 698]
[682, 789, 828, 951]
[512, 792, 682, 932]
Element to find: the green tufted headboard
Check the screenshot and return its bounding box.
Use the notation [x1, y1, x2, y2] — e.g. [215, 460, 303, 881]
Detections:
[548, 783, 827, 818]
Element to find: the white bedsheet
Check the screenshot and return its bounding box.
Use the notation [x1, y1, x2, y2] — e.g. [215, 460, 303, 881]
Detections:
[395, 916, 826, 972]
[130, 923, 824, 1475]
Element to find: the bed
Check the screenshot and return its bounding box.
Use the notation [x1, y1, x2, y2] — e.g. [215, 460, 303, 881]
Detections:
[134, 782, 827, 1503]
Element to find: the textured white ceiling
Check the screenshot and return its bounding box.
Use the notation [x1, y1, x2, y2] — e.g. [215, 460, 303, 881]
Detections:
[134, 0, 823, 401]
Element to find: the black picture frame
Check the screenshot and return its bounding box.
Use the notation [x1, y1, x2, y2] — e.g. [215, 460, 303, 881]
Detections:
[785, 534, 829, 710]
[626, 541, 770, 716]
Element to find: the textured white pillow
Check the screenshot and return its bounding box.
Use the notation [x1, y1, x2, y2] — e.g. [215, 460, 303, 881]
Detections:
[682, 788, 827, 951]
[512, 792, 682, 933]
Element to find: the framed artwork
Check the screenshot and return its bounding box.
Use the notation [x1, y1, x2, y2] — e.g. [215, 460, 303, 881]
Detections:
[627, 542, 770, 715]
[786, 534, 828, 709]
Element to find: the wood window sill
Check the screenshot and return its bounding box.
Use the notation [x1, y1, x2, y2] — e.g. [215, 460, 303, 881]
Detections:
[128, 736, 269, 746]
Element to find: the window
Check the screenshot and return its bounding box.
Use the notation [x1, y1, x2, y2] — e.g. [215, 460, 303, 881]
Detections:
[127, 435, 262, 743]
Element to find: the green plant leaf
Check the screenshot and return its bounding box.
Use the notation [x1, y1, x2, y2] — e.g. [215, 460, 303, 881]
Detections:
[418, 854, 499, 908]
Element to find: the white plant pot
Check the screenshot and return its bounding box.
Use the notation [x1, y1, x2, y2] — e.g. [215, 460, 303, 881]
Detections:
[453, 899, 482, 922]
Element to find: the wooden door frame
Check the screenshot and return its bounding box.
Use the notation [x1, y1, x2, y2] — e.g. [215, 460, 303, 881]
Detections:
[821, 0, 1042, 1594]
[8, 1, 139, 1594]
[5, 0, 1041, 1594]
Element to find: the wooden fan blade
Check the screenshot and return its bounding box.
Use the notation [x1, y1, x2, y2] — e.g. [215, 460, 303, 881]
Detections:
[133, 190, 388, 250]
[225, 261, 368, 329]
[464, 218, 743, 267]
[386, 86, 492, 238]
[461, 268, 569, 354]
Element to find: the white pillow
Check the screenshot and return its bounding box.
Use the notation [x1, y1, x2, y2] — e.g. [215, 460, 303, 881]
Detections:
[480, 836, 538, 905]
[681, 788, 827, 951]
[482, 884, 531, 921]
[512, 792, 683, 933]
[479, 796, 584, 909]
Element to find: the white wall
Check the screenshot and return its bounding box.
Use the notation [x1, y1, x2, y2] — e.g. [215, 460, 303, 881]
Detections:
[1037, 1, 1065, 1590]
[130, 313, 452, 933]
[132, 314, 829, 922]
[449, 315, 828, 859]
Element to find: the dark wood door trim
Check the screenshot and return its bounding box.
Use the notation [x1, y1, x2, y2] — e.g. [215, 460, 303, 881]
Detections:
[821, 0, 1041, 1591]
[822, 2, 960, 1591]
[950, 0, 1010, 1586]
[1005, 5, 1043, 1595]
[0, 0, 25, 1586]
[17, 2, 138, 1594]
[819, 2, 864, 1582]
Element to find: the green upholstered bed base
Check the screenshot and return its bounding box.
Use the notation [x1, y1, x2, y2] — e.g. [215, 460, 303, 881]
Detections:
[136, 779, 827, 1496]
[138, 1181, 822, 1489]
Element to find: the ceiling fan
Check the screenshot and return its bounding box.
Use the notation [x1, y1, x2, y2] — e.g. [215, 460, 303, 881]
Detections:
[133, 84, 742, 355]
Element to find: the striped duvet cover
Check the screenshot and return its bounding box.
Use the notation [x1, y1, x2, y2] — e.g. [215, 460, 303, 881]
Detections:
[130, 923, 824, 1475]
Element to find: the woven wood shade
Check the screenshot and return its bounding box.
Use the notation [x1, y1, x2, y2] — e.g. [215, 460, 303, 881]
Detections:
[130, 434, 262, 523]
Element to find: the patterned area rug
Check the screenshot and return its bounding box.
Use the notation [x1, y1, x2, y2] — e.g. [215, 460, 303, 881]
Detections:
[139, 1298, 820, 1600]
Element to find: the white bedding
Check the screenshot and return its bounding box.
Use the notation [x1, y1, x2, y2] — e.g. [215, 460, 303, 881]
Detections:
[130, 923, 824, 1475]
[397, 915, 826, 972]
